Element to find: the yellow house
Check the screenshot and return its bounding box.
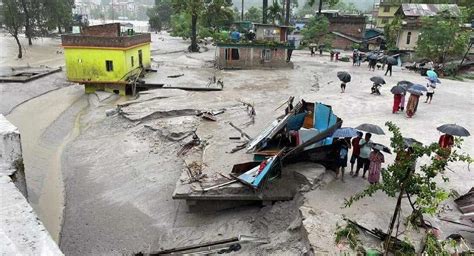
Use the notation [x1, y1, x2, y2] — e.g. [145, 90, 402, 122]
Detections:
[376, 0, 403, 28]
[61, 23, 151, 95]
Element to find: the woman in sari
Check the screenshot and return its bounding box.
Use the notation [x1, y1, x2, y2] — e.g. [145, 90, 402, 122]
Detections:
[393, 94, 402, 113]
[406, 93, 420, 118]
[368, 149, 384, 184]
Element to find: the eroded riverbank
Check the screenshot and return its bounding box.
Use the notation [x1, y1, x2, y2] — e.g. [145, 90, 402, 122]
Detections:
[7, 85, 87, 242]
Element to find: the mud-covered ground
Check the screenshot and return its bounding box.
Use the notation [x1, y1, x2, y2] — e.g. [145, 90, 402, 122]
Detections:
[1, 32, 472, 255]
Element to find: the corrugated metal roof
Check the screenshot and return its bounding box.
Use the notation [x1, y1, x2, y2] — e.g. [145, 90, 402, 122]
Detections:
[399, 4, 460, 17]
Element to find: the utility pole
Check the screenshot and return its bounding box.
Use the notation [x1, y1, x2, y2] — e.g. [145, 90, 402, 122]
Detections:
[285, 0, 290, 25]
[263, 0, 268, 24]
[318, 0, 323, 14]
[241, 0, 244, 21]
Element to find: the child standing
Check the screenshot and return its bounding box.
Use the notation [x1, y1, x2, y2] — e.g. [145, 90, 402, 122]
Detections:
[336, 139, 350, 182]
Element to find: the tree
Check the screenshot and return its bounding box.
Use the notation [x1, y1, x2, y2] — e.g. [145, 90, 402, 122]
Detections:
[301, 15, 331, 46]
[267, 0, 282, 24]
[415, 12, 469, 66]
[245, 6, 262, 23]
[200, 0, 234, 33]
[384, 16, 401, 50]
[148, 0, 173, 31]
[4, 0, 24, 58]
[344, 122, 472, 255]
[172, 0, 206, 52]
[19, 0, 33, 45]
[305, 0, 339, 14]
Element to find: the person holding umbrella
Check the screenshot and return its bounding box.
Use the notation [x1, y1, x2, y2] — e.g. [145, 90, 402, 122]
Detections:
[437, 124, 470, 157]
[385, 56, 397, 77]
[337, 71, 351, 93]
[425, 78, 436, 104]
[353, 133, 372, 178]
[390, 84, 406, 113]
[406, 86, 426, 118]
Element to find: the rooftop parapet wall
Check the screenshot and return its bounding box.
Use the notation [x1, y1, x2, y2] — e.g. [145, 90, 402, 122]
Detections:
[82, 23, 120, 37]
[328, 16, 366, 24]
[61, 33, 151, 48]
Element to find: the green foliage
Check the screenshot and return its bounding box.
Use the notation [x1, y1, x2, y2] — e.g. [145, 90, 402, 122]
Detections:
[424, 233, 458, 255]
[335, 222, 361, 250]
[267, 0, 282, 24]
[199, 0, 234, 32]
[3, 0, 24, 58]
[148, 0, 173, 31]
[351, 43, 361, 50]
[384, 16, 402, 50]
[415, 12, 470, 65]
[301, 15, 330, 45]
[170, 12, 192, 39]
[443, 63, 460, 77]
[245, 6, 262, 23]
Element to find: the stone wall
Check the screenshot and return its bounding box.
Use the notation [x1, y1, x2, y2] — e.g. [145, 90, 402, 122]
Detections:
[0, 114, 63, 255]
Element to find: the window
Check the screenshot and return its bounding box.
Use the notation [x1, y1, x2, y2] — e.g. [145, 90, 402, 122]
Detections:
[262, 49, 272, 62]
[382, 18, 389, 24]
[105, 60, 113, 72]
[131, 56, 134, 67]
[383, 6, 390, 12]
[406, 32, 412, 45]
[224, 48, 239, 60]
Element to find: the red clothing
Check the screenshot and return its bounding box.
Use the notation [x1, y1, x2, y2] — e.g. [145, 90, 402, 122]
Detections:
[351, 137, 361, 156]
[393, 94, 402, 113]
[439, 134, 454, 149]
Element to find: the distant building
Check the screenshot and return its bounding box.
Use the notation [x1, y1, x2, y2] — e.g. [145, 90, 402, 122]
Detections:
[394, 4, 461, 51]
[327, 13, 366, 50]
[61, 23, 151, 95]
[215, 23, 295, 69]
[376, 0, 404, 28]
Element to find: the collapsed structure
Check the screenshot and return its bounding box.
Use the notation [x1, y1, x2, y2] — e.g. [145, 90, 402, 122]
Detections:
[173, 99, 342, 205]
[61, 23, 151, 95]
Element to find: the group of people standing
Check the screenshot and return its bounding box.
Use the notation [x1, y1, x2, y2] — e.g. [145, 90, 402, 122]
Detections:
[334, 130, 456, 185]
[335, 132, 384, 184]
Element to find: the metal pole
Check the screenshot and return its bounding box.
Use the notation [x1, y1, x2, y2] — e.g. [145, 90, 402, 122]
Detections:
[263, 0, 268, 23]
[318, 0, 323, 14]
[285, 0, 290, 25]
[241, 0, 244, 21]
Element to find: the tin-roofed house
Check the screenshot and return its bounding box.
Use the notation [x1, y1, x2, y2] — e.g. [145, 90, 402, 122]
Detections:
[394, 4, 460, 51]
[215, 23, 295, 69]
[61, 23, 151, 95]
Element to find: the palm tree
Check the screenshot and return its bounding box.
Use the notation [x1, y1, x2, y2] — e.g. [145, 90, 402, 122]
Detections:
[267, 0, 282, 24]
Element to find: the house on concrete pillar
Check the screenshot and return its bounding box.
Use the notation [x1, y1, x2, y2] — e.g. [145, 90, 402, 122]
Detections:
[61, 23, 151, 95]
[215, 23, 295, 69]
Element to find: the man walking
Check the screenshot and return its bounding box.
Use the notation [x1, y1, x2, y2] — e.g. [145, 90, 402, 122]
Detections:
[385, 62, 393, 76]
[353, 133, 372, 178]
[349, 132, 363, 175]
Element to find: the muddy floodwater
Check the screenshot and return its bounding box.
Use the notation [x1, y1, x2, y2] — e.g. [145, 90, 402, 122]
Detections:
[7, 85, 86, 242]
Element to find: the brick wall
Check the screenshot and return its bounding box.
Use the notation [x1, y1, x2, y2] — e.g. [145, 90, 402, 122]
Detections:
[216, 47, 292, 69]
[62, 33, 151, 48]
[82, 23, 120, 37]
[328, 16, 365, 38]
[332, 36, 354, 50]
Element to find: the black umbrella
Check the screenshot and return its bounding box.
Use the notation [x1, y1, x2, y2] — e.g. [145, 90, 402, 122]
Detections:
[437, 124, 470, 137]
[403, 137, 422, 147]
[355, 123, 385, 135]
[387, 56, 397, 65]
[397, 80, 413, 89]
[337, 71, 351, 83]
[407, 88, 424, 96]
[368, 53, 378, 60]
[390, 85, 406, 95]
[370, 142, 392, 154]
[370, 76, 386, 85]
